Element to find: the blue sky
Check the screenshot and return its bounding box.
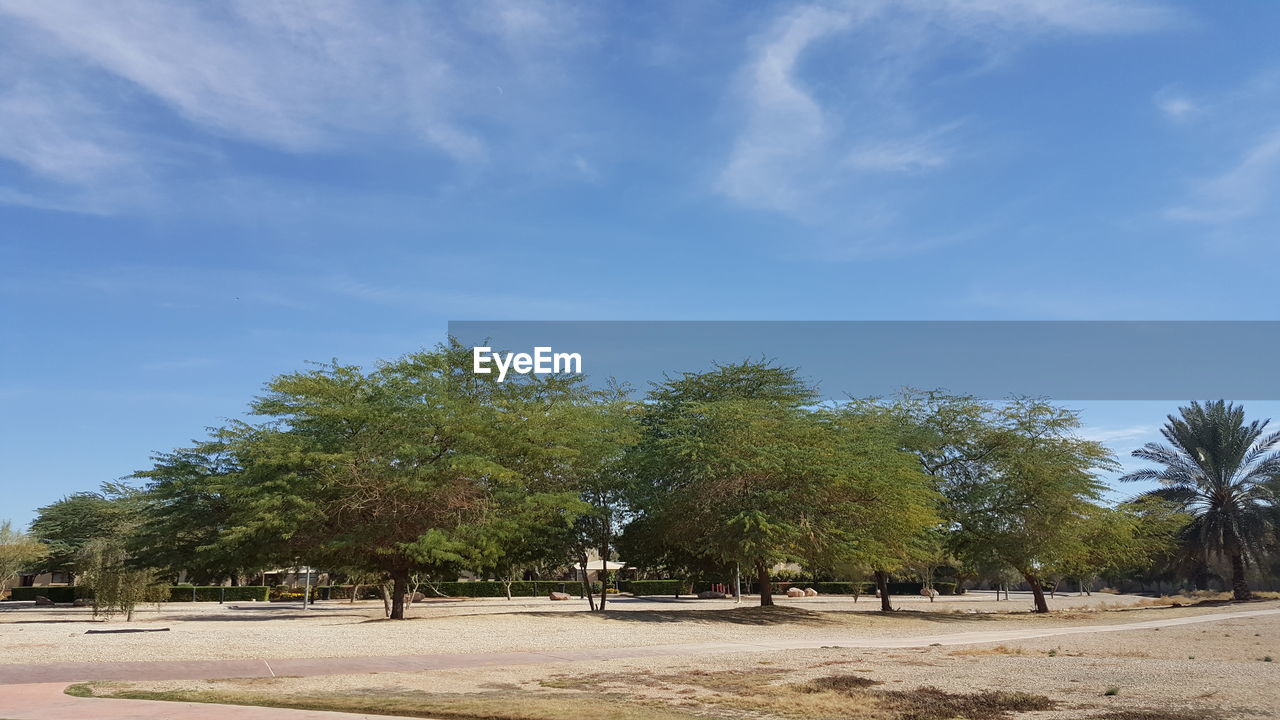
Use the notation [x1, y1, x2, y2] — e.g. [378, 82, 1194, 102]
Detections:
[4, 1, 1280, 528]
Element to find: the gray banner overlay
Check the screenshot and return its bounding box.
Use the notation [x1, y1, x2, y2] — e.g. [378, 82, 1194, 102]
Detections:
[447, 321, 1280, 400]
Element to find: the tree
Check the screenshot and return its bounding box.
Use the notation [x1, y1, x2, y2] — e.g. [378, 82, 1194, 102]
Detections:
[77, 538, 166, 621]
[1046, 502, 1182, 595]
[895, 393, 1117, 613]
[630, 362, 936, 607]
[0, 521, 46, 596]
[1121, 400, 1280, 601]
[28, 484, 138, 581]
[179, 342, 609, 620]
[130, 437, 263, 584]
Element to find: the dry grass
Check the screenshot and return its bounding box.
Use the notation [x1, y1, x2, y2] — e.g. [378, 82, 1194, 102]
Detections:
[949, 645, 1027, 656]
[1094, 710, 1225, 720]
[706, 673, 1054, 720]
[67, 685, 703, 720]
[74, 670, 1056, 720]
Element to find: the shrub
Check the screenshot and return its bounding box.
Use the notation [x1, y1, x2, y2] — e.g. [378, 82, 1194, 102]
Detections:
[415, 581, 584, 598]
[7, 585, 90, 603]
[314, 585, 381, 601]
[170, 586, 270, 602]
[621, 580, 692, 596]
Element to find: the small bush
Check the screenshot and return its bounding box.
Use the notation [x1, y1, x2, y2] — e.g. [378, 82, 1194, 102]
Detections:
[7, 586, 91, 603]
[416, 581, 584, 598]
[170, 586, 270, 602]
[621, 580, 691, 597]
[1105, 686, 1121, 696]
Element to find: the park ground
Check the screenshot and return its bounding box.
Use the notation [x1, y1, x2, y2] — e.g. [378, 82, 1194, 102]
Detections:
[3, 591, 1279, 719]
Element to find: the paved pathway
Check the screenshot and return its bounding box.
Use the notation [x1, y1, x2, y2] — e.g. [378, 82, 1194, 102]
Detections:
[3, 606, 1278, 720]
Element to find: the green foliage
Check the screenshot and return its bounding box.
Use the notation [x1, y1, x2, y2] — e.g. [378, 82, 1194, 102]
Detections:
[76, 538, 167, 621]
[621, 580, 691, 596]
[28, 486, 138, 577]
[167, 586, 270, 602]
[892, 392, 1118, 612]
[1122, 400, 1280, 600]
[8, 585, 269, 602]
[6, 585, 91, 602]
[628, 362, 937, 606]
[0, 520, 47, 595]
[129, 440, 263, 584]
[409, 581, 585, 598]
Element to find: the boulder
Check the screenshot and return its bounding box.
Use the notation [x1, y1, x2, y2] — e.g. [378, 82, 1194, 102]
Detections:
[73, 598, 94, 607]
[804, 588, 819, 597]
[697, 590, 727, 599]
[34, 595, 55, 606]
[785, 587, 806, 598]
[548, 591, 572, 601]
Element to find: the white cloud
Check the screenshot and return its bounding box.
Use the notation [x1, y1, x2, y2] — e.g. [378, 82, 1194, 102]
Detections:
[1156, 94, 1199, 120]
[714, 0, 1182, 247]
[1165, 129, 1280, 224]
[0, 0, 583, 212]
[847, 125, 959, 173]
[0, 82, 134, 184]
[0, 0, 478, 156]
[1081, 424, 1156, 444]
[714, 5, 854, 214]
[572, 154, 599, 181]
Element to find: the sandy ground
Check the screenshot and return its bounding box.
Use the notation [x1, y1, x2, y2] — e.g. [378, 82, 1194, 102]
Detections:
[76, 603, 1280, 719]
[0, 591, 1202, 665]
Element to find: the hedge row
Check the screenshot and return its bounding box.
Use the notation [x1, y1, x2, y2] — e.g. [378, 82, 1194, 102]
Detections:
[6, 586, 91, 602]
[415, 581, 586, 598]
[7, 585, 270, 603]
[622, 580, 693, 596]
[622, 580, 958, 597]
[762, 581, 956, 596]
[168, 586, 270, 602]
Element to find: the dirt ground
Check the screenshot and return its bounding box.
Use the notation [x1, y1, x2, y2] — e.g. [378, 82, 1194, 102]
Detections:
[10, 593, 1277, 719]
[0, 591, 1222, 665]
[74, 605, 1280, 719]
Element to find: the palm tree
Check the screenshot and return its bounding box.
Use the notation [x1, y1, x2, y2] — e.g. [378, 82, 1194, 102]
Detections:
[1121, 401, 1280, 600]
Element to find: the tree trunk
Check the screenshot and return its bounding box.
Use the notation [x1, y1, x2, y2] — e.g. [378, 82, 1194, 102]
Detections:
[874, 570, 892, 612]
[380, 582, 392, 618]
[389, 570, 409, 620]
[756, 561, 774, 607]
[579, 552, 595, 611]
[1024, 573, 1049, 613]
[597, 523, 611, 612]
[1230, 553, 1252, 601]
[503, 576, 513, 601]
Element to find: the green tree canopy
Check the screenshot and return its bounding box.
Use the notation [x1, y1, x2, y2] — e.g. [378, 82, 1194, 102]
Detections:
[630, 362, 936, 606]
[1121, 400, 1280, 600]
[28, 484, 138, 579]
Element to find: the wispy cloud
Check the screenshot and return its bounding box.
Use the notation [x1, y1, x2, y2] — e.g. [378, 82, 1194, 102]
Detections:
[0, 0, 586, 213]
[715, 0, 1182, 255]
[1081, 424, 1156, 444]
[1165, 130, 1280, 224]
[1154, 87, 1200, 120]
[1160, 69, 1280, 229]
[714, 5, 855, 214]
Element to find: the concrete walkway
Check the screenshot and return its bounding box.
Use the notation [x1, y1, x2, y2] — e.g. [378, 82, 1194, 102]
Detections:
[3, 606, 1278, 720]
